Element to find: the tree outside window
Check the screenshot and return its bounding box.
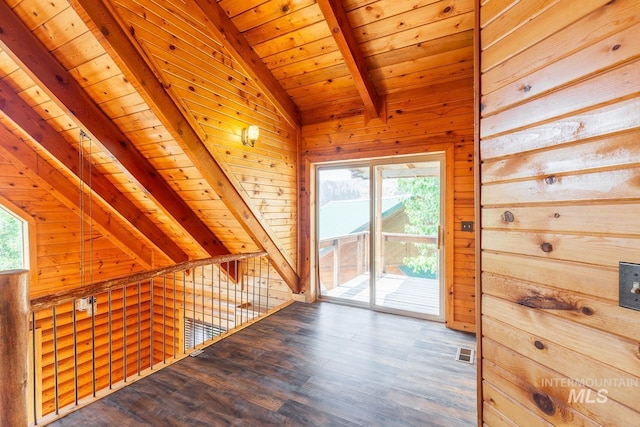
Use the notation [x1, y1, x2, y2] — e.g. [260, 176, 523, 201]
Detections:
[398, 177, 440, 278]
[0, 206, 26, 271]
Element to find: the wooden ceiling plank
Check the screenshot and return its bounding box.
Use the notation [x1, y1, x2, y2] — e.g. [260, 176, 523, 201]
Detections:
[71, 0, 300, 292]
[188, 0, 300, 127]
[271, 50, 347, 81]
[317, 0, 384, 121]
[139, 44, 283, 125]
[360, 11, 475, 57]
[279, 63, 352, 91]
[366, 31, 474, 70]
[0, 125, 155, 268]
[252, 21, 332, 58]
[242, 3, 325, 45]
[233, 0, 319, 33]
[287, 74, 359, 101]
[369, 46, 474, 84]
[0, 78, 189, 262]
[374, 61, 475, 94]
[351, 0, 475, 43]
[217, 0, 266, 19]
[0, 1, 230, 258]
[261, 36, 340, 70]
[346, 0, 446, 27]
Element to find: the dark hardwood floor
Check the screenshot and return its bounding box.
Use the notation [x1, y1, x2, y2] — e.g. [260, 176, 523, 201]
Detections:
[50, 302, 477, 426]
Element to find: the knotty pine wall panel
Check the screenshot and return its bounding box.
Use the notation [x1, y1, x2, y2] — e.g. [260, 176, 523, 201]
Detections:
[480, 0, 640, 424]
[109, 0, 299, 265]
[300, 77, 476, 331]
[0, 149, 147, 297]
[1, 0, 220, 261]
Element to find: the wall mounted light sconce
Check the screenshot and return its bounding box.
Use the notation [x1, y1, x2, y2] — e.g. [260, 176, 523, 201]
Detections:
[241, 125, 259, 147]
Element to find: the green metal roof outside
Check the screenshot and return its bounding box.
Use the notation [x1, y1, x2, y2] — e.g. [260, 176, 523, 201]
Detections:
[319, 196, 407, 240]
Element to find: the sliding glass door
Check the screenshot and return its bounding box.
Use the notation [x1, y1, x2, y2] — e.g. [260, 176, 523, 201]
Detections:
[317, 155, 445, 320]
[317, 165, 371, 305]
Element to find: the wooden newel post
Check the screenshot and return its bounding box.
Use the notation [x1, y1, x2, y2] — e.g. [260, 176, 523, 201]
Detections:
[0, 270, 30, 427]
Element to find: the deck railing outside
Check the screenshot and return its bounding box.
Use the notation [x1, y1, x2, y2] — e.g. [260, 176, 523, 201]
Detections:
[319, 232, 438, 290]
[27, 252, 275, 426]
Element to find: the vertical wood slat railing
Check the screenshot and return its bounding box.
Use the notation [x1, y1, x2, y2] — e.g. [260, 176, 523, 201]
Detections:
[26, 252, 273, 426]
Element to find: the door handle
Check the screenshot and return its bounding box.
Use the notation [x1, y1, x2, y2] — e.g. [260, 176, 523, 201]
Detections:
[437, 225, 442, 250]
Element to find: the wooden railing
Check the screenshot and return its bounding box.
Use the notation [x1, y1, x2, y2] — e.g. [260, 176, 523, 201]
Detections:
[25, 252, 279, 426]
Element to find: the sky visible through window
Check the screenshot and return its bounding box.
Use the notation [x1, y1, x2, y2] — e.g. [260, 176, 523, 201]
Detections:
[0, 206, 25, 271]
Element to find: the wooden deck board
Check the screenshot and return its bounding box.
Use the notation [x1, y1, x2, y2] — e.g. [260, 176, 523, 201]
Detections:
[49, 302, 476, 426]
[324, 274, 441, 315]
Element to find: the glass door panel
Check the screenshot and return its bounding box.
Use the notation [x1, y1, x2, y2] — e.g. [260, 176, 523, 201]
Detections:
[316, 155, 445, 320]
[317, 166, 371, 305]
[372, 159, 444, 319]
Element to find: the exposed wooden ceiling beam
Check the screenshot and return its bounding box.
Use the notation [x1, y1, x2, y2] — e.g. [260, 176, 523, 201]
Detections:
[191, 0, 301, 128]
[0, 1, 230, 259]
[0, 125, 154, 268]
[0, 78, 188, 263]
[71, 0, 300, 293]
[317, 0, 385, 122]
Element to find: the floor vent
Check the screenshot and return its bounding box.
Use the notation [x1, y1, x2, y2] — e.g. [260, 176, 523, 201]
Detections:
[455, 347, 475, 364]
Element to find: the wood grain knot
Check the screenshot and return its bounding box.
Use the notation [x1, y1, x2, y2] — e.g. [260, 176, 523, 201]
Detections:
[281, 5, 290, 12]
[534, 340, 545, 350]
[503, 211, 515, 223]
[100, 26, 110, 36]
[612, 44, 621, 51]
[554, 212, 561, 218]
[581, 306, 594, 316]
[541, 242, 553, 253]
[443, 6, 452, 13]
[523, 84, 532, 93]
[533, 393, 555, 415]
[544, 175, 557, 185]
[518, 295, 573, 310]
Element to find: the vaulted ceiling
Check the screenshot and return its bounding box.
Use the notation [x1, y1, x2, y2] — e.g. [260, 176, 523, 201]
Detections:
[0, 0, 474, 293]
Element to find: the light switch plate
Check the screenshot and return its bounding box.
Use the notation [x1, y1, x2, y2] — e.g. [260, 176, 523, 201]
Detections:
[619, 262, 640, 311]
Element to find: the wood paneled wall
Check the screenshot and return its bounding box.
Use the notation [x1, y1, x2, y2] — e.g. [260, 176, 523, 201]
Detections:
[300, 77, 476, 331]
[479, 0, 640, 424]
[108, 0, 299, 264]
[0, 150, 147, 296]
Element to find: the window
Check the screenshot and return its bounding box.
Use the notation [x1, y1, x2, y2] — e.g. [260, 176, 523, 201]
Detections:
[0, 206, 28, 271]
